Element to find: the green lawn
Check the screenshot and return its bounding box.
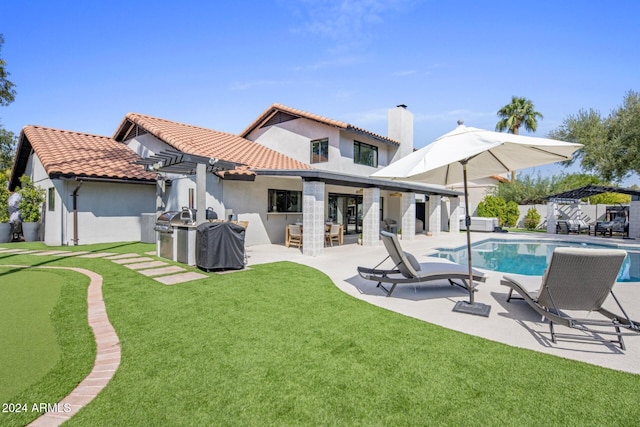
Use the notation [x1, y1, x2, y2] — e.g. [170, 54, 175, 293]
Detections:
[0, 266, 94, 426]
[0, 270, 63, 402]
[1, 242, 639, 426]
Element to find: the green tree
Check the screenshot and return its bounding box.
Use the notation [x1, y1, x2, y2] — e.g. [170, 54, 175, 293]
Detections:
[0, 34, 17, 176]
[17, 175, 45, 222]
[0, 127, 16, 170]
[524, 208, 541, 230]
[0, 34, 17, 106]
[550, 90, 640, 182]
[496, 96, 544, 181]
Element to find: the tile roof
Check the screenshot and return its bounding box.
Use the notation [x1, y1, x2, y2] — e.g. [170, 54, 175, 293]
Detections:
[239, 103, 400, 146]
[12, 126, 156, 187]
[114, 113, 312, 172]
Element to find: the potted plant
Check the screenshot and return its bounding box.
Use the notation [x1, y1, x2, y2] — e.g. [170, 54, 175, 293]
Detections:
[0, 179, 9, 243]
[17, 176, 45, 241]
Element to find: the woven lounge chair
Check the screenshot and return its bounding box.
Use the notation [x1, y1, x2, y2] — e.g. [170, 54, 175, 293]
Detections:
[501, 247, 640, 349]
[357, 231, 486, 297]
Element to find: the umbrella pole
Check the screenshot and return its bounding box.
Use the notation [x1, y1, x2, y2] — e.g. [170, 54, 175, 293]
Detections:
[452, 161, 491, 317]
[463, 162, 474, 305]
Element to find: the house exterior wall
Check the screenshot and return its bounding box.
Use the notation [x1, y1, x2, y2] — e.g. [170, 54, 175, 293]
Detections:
[63, 181, 155, 245]
[22, 153, 156, 245]
[222, 176, 303, 246]
[448, 176, 501, 216]
[245, 117, 398, 175]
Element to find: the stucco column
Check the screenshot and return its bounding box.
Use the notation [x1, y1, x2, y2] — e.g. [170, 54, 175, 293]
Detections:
[428, 195, 442, 235]
[546, 200, 558, 234]
[362, 187, 380, 246]
[302, 180, 325, 256]
[629, 196, 640, 239]
[400, 192, 416, 240]
[156, 174, 166, 216]
[449, 196, 461, 234]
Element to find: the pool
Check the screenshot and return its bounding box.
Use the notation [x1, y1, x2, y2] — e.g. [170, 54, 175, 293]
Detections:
[431, 239, 640, 282]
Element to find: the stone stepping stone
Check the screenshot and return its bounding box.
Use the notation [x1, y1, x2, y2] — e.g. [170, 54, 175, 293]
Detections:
[111, 257, 153, 265]
[138, 266, 187, 277]
[144, 251, 157, 255]
[105, 253, 142, 260]
[125, 260, 168, 270]
[154, 271, 208, 285]
[77, 252, 117, 258]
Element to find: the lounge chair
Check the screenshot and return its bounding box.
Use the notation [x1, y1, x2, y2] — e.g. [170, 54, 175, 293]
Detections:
[357, 231, 486, 297]
[501, 247, 640, 349]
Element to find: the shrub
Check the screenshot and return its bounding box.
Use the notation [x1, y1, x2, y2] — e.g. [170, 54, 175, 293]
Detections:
[17, 175, 45, 222]
[477, 195, 521, 227]
[504, 201, 520, 227]
[0, 173, 8, 223]
[477, 195, 507, 226]
[524, 207, 541, 230]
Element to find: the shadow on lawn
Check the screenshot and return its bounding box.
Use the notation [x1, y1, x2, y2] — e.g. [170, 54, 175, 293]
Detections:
[0, 242, 148, 279]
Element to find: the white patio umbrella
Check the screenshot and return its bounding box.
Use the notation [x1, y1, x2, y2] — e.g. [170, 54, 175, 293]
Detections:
[372, 121, 583, 316]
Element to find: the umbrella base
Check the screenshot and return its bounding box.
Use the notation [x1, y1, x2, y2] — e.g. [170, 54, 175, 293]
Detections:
[452, 301, 491, 317]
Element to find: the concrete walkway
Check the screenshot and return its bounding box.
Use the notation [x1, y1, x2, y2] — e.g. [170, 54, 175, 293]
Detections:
[245, 231, 640, 374]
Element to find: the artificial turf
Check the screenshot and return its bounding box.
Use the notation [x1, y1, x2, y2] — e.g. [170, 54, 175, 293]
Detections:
[1, 243, 639, 426]
[0, 267, 94, 427]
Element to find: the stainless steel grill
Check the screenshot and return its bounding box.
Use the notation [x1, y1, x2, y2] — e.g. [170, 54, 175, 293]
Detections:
[155, 207, 198, 263]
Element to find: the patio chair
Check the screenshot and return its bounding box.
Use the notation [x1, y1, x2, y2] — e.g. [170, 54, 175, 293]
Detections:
[501, 247, 640, 349]
[325, 223, 341, 246]
[357, 231, 486, 297]
[286, 224, 302, 249]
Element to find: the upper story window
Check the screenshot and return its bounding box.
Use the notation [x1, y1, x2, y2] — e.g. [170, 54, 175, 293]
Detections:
[354, 140, 378, 167]
[310, 138, 329, 163]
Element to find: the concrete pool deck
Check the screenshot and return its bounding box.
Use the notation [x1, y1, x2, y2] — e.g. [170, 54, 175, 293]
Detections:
[246, 231, 640, 374]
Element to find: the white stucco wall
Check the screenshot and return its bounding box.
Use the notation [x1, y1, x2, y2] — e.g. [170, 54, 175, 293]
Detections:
[223, 176, 303, 246]
[56, 181, 156, 246]
[22, 154, 156, 245]
[245, 117, 398, 175]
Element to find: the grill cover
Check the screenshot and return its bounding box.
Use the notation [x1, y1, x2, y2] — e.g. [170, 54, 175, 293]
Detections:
[196, 222, 246, 271]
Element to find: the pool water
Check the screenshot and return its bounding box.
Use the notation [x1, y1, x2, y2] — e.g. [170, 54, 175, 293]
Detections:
[432, 239, 640, 282]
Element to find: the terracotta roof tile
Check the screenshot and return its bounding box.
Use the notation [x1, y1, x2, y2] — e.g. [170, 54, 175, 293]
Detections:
[116, 113, 312, 171]
[240, 103, 400, 146]
[22, 126, 156, 182]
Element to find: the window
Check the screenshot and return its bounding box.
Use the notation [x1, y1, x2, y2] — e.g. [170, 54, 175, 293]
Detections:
[268, 189, 302, 213]
[354, 140, 378, 167]
[48, 187, 55, 211]
[310, 138, 329, 163]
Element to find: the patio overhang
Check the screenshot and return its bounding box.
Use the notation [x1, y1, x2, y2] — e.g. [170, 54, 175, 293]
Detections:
[254, 169, 462, 198]
[546, 184, 640, 202]
[133, 149, 242, 175]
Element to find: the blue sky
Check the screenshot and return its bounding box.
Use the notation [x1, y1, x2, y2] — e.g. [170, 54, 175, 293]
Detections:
[1, 0, 639, 183]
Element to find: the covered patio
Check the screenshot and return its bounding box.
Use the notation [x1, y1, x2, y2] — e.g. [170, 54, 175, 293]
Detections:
[256, 169, 463, 256]
[545, 184, 640, 239]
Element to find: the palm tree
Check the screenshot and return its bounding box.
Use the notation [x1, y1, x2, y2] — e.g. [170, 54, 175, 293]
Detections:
[496, 96, 544, 181]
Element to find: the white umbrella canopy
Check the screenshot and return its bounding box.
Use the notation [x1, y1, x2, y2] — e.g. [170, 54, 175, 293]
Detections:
[372, 122, 583, 184]
[372, 122, 583, 316]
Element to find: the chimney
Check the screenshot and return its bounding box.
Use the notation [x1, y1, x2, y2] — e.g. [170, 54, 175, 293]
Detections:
[388, 104, 414, 163]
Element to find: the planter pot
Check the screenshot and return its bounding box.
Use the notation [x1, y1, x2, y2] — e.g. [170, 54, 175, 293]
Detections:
[0, 223, 10, 243]
[22, 222, 40, 242]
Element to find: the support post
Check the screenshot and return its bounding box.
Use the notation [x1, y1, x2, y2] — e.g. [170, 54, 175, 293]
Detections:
[196, 163, 207, 225]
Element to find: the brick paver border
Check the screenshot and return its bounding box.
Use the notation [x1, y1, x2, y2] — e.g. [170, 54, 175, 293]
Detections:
[3, 265, 121, 427]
